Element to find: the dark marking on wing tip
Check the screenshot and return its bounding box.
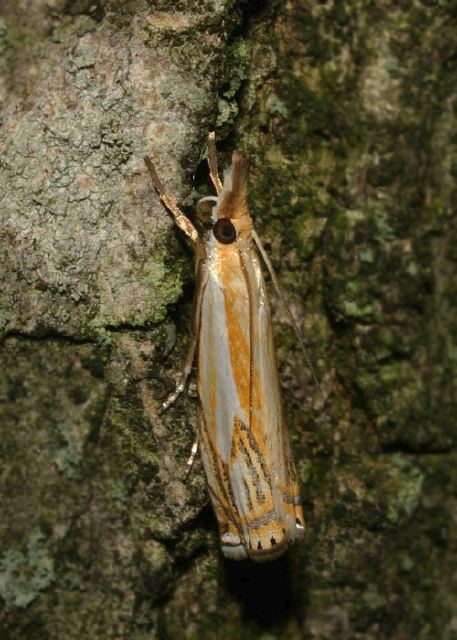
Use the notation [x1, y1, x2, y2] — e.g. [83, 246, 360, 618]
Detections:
[270, 536, 277, 546]
[296, 518, 302, 525]
[282, 528, 286, 534]
[257, 541, 262, 550]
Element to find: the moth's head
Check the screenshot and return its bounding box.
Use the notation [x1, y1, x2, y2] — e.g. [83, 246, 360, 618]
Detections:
[212, 151, 252, 244]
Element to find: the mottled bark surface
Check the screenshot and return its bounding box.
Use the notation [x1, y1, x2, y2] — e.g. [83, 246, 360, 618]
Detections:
[0, 1, 456, 638]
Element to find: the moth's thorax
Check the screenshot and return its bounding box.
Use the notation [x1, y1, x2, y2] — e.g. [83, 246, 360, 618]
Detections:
[205, 223, 254, 268]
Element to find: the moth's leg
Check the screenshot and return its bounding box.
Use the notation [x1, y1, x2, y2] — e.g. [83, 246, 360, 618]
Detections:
[160, 258, 208, 413]
[207, 131, 223, 194]
[160, 335, 197, 412]
[184, 437, 199, 480]
[144, 156, 201, 244]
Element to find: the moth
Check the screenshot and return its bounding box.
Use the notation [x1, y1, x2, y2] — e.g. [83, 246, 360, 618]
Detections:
[145, 133, 305, 561]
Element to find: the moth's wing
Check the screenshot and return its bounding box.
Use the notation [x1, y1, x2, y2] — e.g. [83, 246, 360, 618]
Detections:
[237, 248, 305, 556]
[197, 246, 303, 561]
[197, 262, 248, 560]
[197, 407, 247, 560]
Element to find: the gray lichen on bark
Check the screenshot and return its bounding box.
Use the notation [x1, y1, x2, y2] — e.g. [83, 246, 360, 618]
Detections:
[1, 0, 456, 639]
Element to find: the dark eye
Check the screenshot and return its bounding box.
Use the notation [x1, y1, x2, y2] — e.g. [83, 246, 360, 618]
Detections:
[213, 218, 237, 244]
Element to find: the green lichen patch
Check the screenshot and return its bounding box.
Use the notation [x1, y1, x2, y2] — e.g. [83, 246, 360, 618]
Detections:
[0, 531, 55, 610]
[91, 238, 186, 331]
[0, 339, 108, 546]
[383, 455, 424, 526]
[54, 421, 88, 478]
[0, 18, 7, 55]
[216, 40, 250, 130]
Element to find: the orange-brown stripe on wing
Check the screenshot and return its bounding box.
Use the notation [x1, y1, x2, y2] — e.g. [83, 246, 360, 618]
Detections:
[216, 246, 266, 451]
[218, 248, 250, 405]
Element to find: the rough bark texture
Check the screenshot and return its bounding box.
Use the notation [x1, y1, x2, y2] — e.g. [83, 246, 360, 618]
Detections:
[0, 1, 456, 638]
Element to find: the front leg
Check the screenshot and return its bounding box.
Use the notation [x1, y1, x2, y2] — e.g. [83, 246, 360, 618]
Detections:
[144, 156, 201, 245]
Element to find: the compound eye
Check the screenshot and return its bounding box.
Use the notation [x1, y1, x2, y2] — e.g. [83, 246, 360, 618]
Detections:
[213, 218, 237, 244]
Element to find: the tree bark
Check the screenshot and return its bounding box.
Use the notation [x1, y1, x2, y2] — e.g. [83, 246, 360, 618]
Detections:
[1, 1, 456, 638]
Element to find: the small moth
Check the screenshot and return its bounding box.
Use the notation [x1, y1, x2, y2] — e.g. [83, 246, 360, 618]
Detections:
[145, 133, 305, 561]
